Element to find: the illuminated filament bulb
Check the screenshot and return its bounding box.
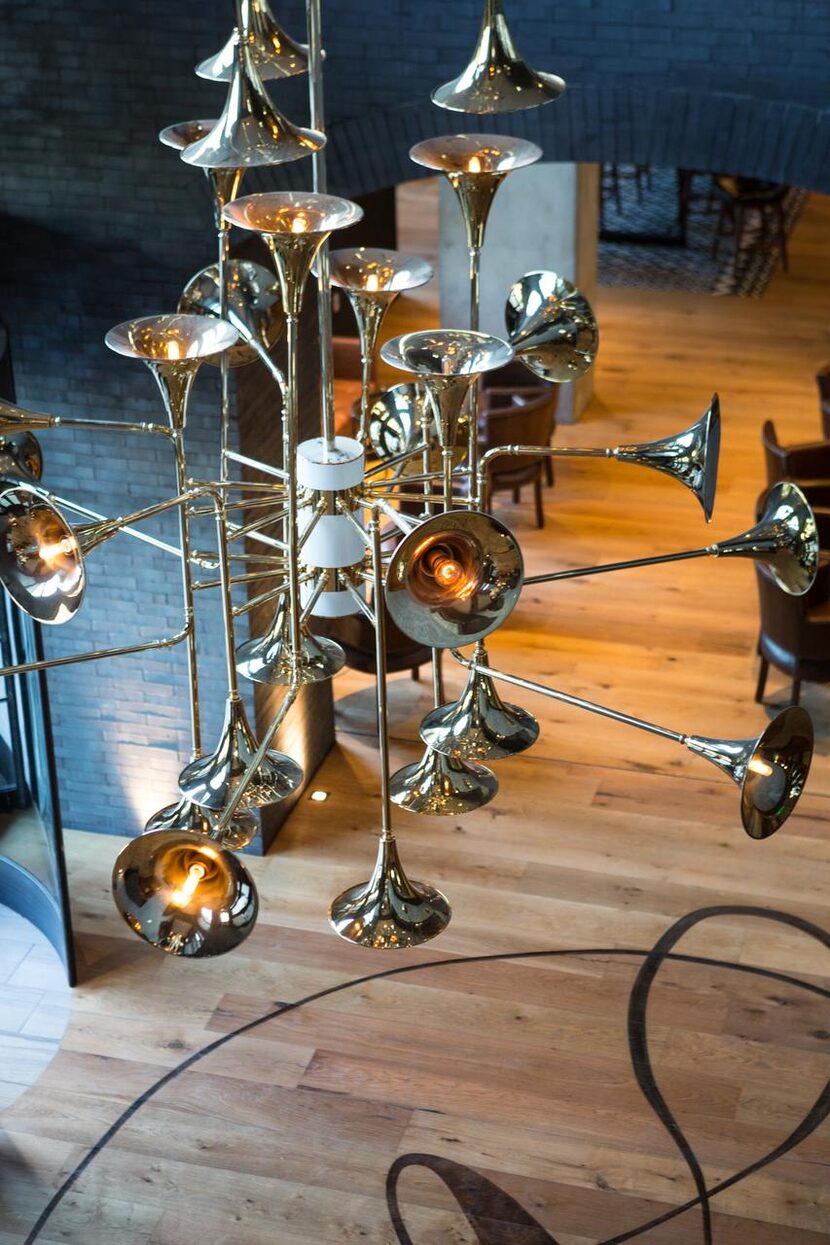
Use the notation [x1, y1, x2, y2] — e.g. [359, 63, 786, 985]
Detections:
[38, 536, 75, 565]
[429, 552, 464, 591]
[290, 213, 309, 234]
[467, 155, 482, 174]
[748, 757, 775, 778]
[365, 272, 380, 293]
[171, 861, 207, 907]
[165, 339, 182, 361]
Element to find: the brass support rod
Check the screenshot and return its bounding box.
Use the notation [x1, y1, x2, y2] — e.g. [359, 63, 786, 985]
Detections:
[524, 547, 709, 585]
[225, 449, 289, 480]
[306, 0, 336, 453]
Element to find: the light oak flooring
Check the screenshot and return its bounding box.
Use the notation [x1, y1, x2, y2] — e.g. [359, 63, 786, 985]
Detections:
[1, 187, 829, 1244]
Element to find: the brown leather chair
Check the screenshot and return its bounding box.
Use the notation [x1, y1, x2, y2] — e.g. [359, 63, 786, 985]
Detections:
[754, 562, 830, 706]
[761, 420, 830, 508]
[479, 388, 557, 528]
[481, 364, 556, 484]
[817, 366, 830, 439]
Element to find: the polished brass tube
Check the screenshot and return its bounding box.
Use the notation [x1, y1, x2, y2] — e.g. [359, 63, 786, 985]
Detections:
[524, 547, 708, 585]
[225, 448, 289, 480]
[306, 0, 336, 453]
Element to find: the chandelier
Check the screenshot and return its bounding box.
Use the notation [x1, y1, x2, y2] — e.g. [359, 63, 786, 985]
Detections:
[0, 0, 818, 958]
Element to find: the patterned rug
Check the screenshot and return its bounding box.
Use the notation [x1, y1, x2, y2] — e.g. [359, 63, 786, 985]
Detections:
[598, 166, 807, 297]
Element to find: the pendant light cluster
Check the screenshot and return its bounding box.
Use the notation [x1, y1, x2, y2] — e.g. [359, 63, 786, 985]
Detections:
[0, 1, 819, 959]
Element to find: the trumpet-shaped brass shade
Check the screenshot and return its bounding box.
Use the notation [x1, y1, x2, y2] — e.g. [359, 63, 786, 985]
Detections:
[390, 746, 498, 815]
[178, 696, 303, 811]
[329, 836, 451, 949]
[178, 260, 284, 368]
[386, 510, 523, 650]
[505, 271, 599, 383]
[196, 0, 311, 82]
[159, 119, 217, 151]
[0, 432, 43, 483]
[0, 485, 84, 624]
[327, 247, 433, 297]
[367, 384, 425, 461]
[615, 395, 721, 523]
[144, 795, 257, 851]
[236, 600, 345, 685]
[686, 706, 813, 840]
[713, 481, 819, 596]
[420, 649, 539, 760]
[183, 34, 324, 170]
[431, 0, 566, 114]
[105, 313, 238, 363]
[112, 830, 258, 957]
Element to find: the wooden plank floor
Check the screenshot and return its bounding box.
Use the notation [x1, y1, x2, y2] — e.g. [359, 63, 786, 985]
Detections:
[1, 188, 829, 1245]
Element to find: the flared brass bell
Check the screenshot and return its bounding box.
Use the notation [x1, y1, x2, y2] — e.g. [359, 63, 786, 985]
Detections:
[710, 481, 818, 595]
[410, 136, 541, 253]
[614, 395, 721, 522]
[329, 835, 451, 949]
[390, 746, 498, 815]
[225, 192, 363, 317]
[381, 329, 513, 449]
[178, 695, 303, 811]
[159, 119, 244, 229]
[0, 432, 43, 483]
[196, 0, 311, 82]
[0, 485, 86, 624]
[182, 32, 324, 170]
[385, 510, 524, 650]
[144, 795, 257, 851]
[686, 706, 814, 840]
[432, 0, 566, 114]
[505, 270, 599, 383]
[420, 643, 539, 760]
[178, 259, 284, 369]
[112, 829, 258, 957]
[367, 384, 425, 462]
[236, 598, 345, 685]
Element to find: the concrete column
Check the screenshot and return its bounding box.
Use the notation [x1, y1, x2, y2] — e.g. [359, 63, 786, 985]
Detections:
[439, 162, 599, 422]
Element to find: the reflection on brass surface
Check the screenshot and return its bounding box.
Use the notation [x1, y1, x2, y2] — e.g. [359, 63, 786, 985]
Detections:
[178, 260, 284, 368]
[144, 796, 257, 852]
[112, 829, 258, 957]
[615, 396, 721, 523]
[178, 695, 303, 811]
[329, 835, 451, 948]
[196, 0, 311, 83]
[0, 485, 84, 625]
[328, 247, 433, 297]
[182, 34, 324, 170]
[367, 384, 425, 462]
[389, 745, 498, 815]
[686, 706, 814, 840]
[0, 432, 43, 483]
[432, 0, 566, 114]
[158, 119, 217, 151]
[713, 481, 819, 596]
[386, 510, 523, 650]
[506, 270, 598, 383]
[104, 313, 238, 363]
[420, 645, 539, 760]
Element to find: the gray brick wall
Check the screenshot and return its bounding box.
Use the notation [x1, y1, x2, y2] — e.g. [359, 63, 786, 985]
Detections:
[0, 0, 827, 839]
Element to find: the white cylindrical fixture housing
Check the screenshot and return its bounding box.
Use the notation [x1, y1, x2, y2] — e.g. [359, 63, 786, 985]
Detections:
[301, 513, 365, 569]
[297, 436, 364, 491]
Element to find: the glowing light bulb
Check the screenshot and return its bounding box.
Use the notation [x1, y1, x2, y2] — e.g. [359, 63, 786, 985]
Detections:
[38, 537, 75, 566]
[365, 273, 380, 293]
[467, 155, 482, 174]
[165, 339, 182, 361]
[170, 861, 206, 907]
[290, 213, 309, 234]
[748, 757, 774, 778]
[433, 557, 464, 590]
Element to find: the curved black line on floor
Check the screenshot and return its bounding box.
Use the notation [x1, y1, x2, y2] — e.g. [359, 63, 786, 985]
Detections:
[22, 904, 830, 1245]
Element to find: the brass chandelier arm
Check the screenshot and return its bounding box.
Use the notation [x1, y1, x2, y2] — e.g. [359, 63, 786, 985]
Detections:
[297, 496, 328, 551]
[54, 495, 184, 561]
[364, 444, 427, 478]
[0, 400, 175, 441]
[344, 576, 376, 623]
[0, 620, 193, 682]
[306, 0, 336, 452]
[450, 649, 685, 744]
[335, 500, 374, 548]
[225, 449, 289, 481]
[524, 546, 710, 585]
[476, 442, 607, 502]
[192, 567, 286, 592]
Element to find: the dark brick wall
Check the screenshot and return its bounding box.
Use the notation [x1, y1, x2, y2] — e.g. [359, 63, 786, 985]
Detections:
[0, 0, 827, 839]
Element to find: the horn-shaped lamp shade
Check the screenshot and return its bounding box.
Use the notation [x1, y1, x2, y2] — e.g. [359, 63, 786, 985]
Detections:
[0, 485, 84, 624]
[367, 384, 425, 461]
[686, 706, 813, 840]
[196, 0, 311, 82]
[420, 648, 539, 760]
[615, 395, 721, 522]
[112, 830, 258, 957]
[386, 510, 523, 650]
[431, 0, 566, 114]
[144, 796, 258, 852]
[713, 481, 819, 595]
[104, 313, 239, 363]
[505, 270, 599, 382]
[178, 260, 284, 368]
[236, 599, 345, 685]
[183, 35, 324, 169]
[329, 836, 451, 948]
[0, 432, 43, 483]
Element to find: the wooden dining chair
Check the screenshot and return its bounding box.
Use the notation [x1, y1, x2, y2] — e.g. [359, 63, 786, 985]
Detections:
[479, 389, 558, 528]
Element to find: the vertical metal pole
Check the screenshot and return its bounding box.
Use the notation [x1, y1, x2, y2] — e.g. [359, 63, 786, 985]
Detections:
[284, 313, 303, 669]
[218, 222, 232, 482]
[371, 515, 393, 840]
[172, 431, 202, 757]
[468, 244, 481, 508]
[306, 0, 336, 455]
